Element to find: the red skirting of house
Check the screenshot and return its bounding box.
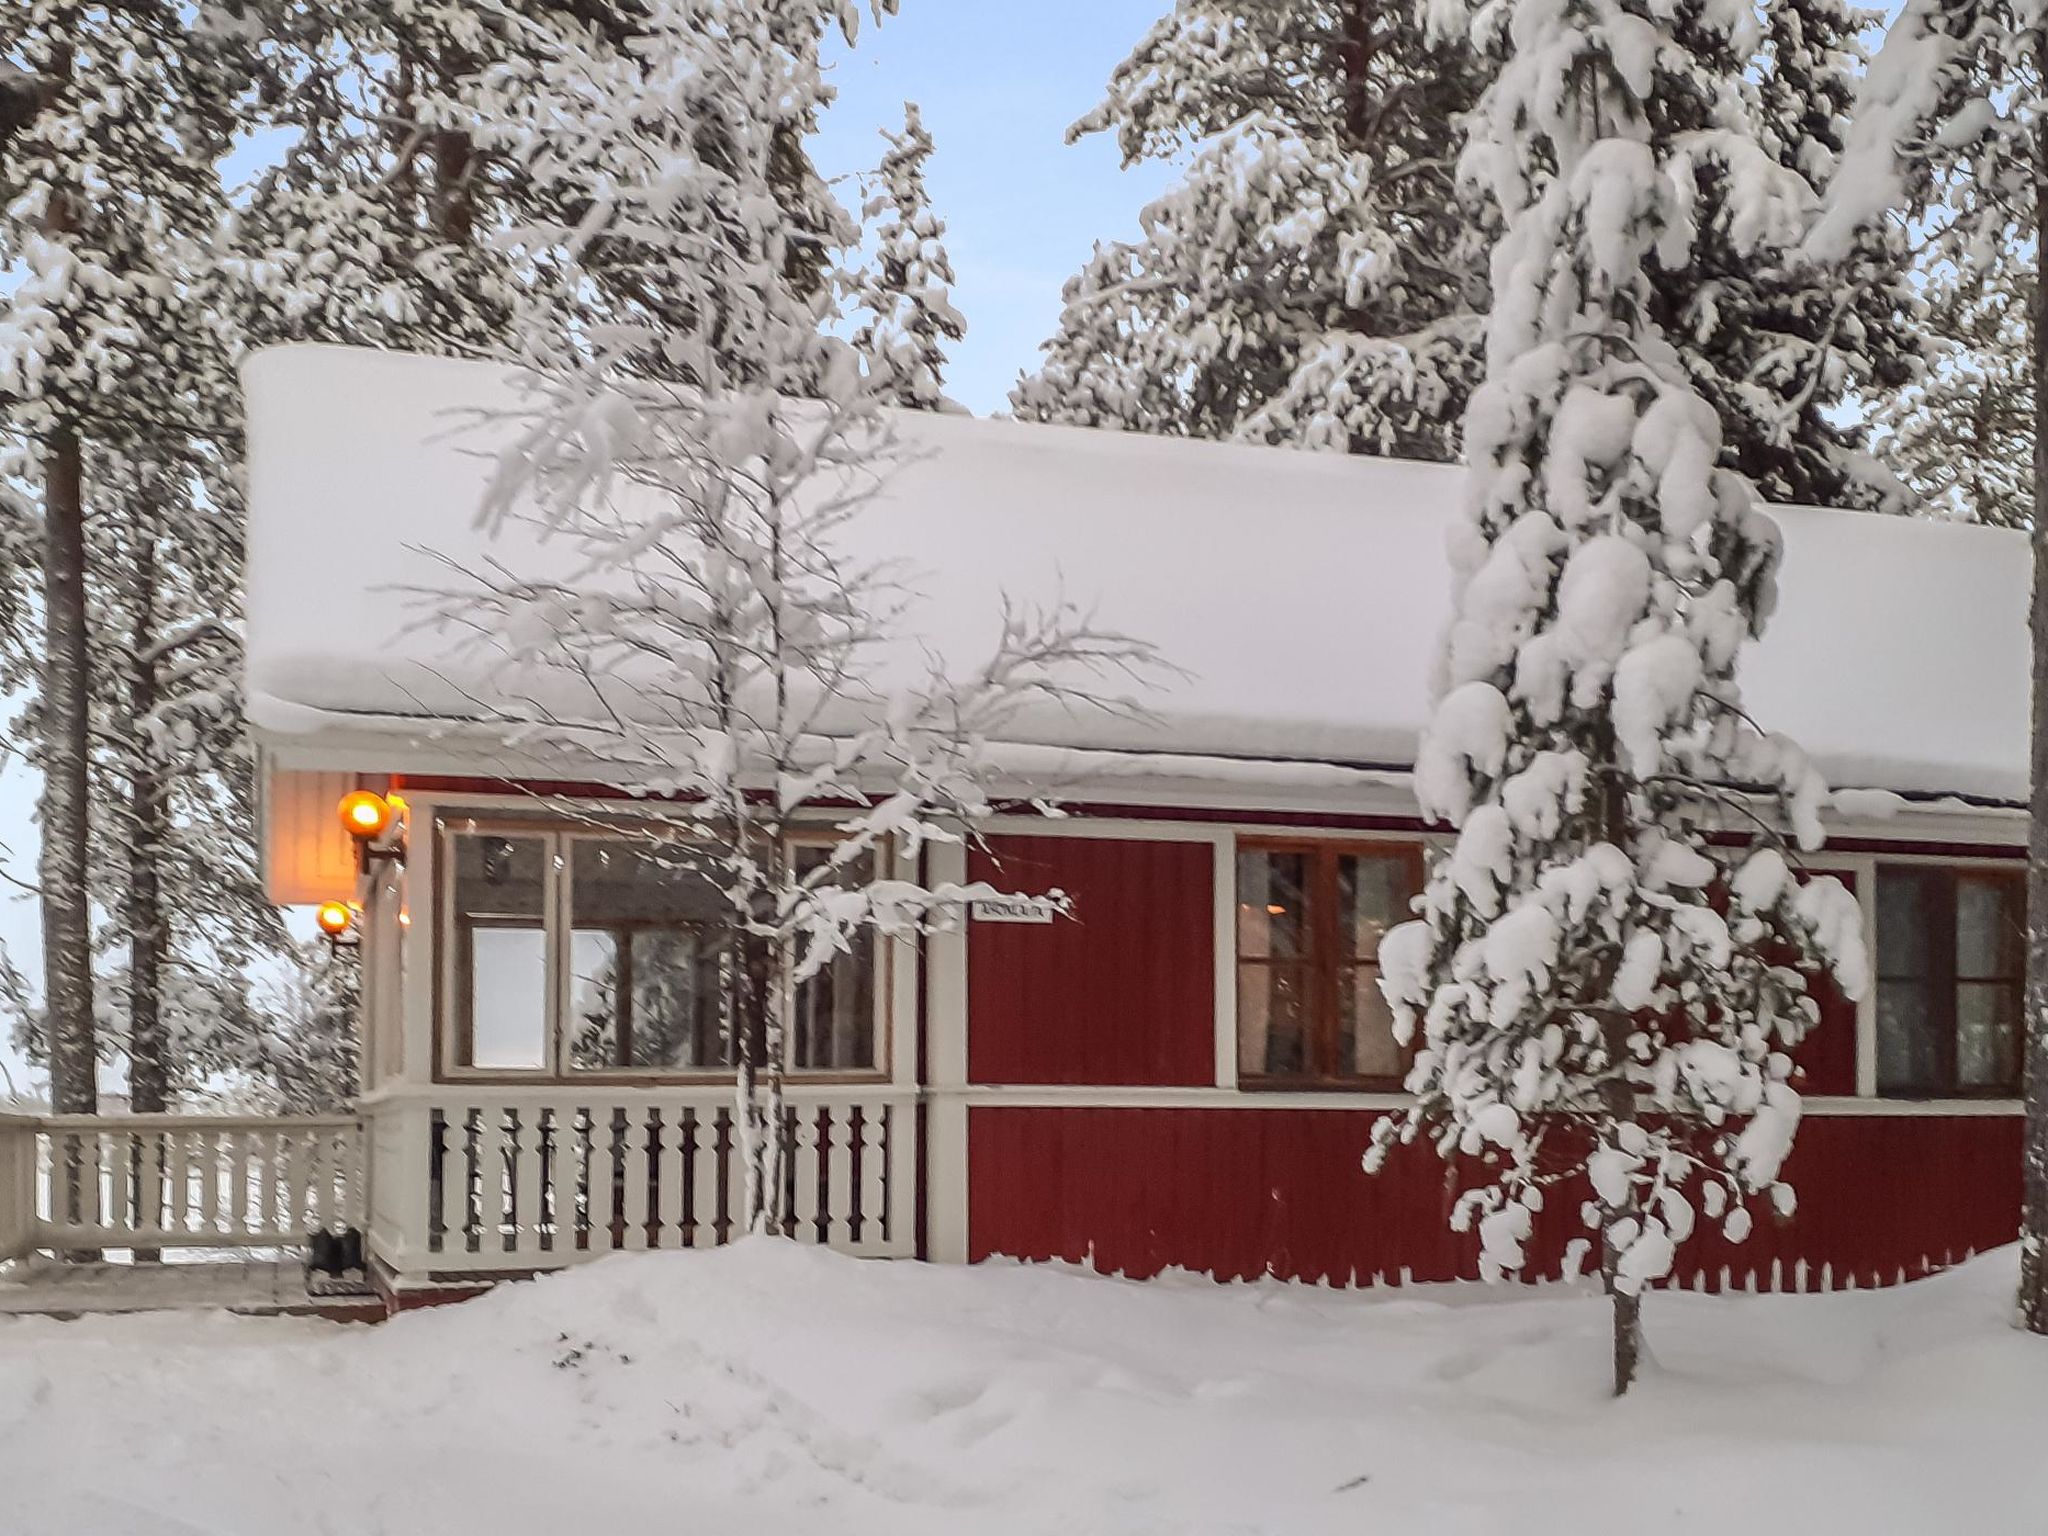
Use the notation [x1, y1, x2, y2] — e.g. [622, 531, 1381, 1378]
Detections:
[966, 1106, 2021, 1292]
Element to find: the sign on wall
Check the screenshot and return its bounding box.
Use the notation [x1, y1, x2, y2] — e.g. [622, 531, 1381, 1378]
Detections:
[970, 895, 1061, 925]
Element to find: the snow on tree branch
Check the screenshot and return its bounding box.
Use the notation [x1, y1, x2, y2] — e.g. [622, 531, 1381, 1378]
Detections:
[405, 0, 1160, 1237]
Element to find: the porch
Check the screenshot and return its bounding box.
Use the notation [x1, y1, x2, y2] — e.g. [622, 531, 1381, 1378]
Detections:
[0, 1085, 916, 1315]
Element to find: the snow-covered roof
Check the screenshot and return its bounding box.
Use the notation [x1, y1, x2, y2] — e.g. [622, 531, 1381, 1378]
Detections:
[242, 344, 2030, 805]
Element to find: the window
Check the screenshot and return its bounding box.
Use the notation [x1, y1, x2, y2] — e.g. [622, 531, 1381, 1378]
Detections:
[1236, 841, 1421, 1086]
[568, 839, 730, 1071]
[442, 819, 882, 1077]
[1875, 864, 2025, 1097]
[789, 843, 877, 1073]
[451, 834, 551, 1070]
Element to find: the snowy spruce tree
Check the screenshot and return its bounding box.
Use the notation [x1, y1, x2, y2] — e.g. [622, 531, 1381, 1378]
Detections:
[223, 0, 545, 357]
[1016, 1, 1918, 503]
[1371, 0, 1869, 1393]
[0, 2, 261, 1115]
[852, 103, 966, 410]
[427, 0, 1150, 1235]
[1812, 0, 2048, 1334]
[84, 448, 292, 1110]
[1010, 0, 1488, 459]
[1873, 253, 2033, 528]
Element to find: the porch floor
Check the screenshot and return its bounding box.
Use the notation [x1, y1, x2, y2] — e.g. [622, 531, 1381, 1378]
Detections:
[0, 1258, 379, 1320]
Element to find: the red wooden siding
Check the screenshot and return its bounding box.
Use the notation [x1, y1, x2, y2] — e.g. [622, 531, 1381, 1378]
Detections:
[969, 1107, 2020, 1290]
[967, 836, 1214, 1086]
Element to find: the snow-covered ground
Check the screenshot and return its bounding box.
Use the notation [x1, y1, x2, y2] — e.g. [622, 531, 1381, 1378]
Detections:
[2, 1242, 2043, 1535]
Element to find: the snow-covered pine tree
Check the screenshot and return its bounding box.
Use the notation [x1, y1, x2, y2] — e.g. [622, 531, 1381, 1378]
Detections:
[224, 0, 540, 356]
[0, 2, 257, 1115]
[851, 103, 966, 409]
[1372, 0, 1869, 1394]
[1664, 0, 1923, 511]
[239, 940, 361, 1115]
[1874, 252, 2033, 528]
[1015, 2, 1919, 504]
[425, 0, 1152, 1235]
[1010, 0, 1488, 459]
[85, 446, 293, 1109]
[1810, 0, 2048, 1336]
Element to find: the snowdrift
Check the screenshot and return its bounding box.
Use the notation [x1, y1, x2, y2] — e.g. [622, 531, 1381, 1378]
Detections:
[4, 1241, 2045, 1534]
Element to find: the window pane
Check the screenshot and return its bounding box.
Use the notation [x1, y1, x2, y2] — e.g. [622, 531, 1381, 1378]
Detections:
[452, 833, 549, 1070]
[790, 843, 877, 1072]
[1957, 982, 2022, 1092]
[568, 839, 730, 1070]
[567, 928, 622, 1068]
[568, 928, 727, 1070]
[793, 932, 875, 1070]
[1956, 875, 2023, 981]
[1339, 854, 1411, 961]
[1875, 868, 1934, 979]
[469, 929, 550, 1069]
[1339, 964, 1404, 1080]
[1237, 851, 1308, 959]
[1875, 979, 1939, 1096]
[1238, 961, 1308, 1077]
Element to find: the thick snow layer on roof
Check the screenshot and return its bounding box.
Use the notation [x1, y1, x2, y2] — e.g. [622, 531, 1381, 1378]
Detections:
[242, 344, 2029, 802]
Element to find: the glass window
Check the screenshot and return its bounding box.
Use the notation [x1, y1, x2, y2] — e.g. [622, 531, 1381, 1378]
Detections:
[790, 843, 877, 1072]
[1237, 850, 1311, 1078]
[1237, 843, 1419, 1085]
[1875, 865, 2024, 1097]
[568, 839, 731, 1070]
[451, 833, 550, 1070]
[443, 820, 881, 1078]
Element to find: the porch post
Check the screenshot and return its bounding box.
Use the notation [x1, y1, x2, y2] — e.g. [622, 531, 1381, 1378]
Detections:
[361, 1095, 437, 1281]
[924, 839, 971, 1264]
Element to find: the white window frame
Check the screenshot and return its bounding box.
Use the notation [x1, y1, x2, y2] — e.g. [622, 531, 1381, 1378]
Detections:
[433, 810, 892, 1085]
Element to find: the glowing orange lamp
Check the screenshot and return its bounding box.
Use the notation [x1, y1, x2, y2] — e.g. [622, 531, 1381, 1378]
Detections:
[337, 790, 394, 840]
[337, 789, 405, 866]
[315, 900, 358, 949]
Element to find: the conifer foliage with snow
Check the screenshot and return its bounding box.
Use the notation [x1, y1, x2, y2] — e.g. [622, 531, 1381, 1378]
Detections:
[852, 103, 966, 410]
[0, 2, 275, 1114]
[1011, 1, 1488, 459]
[1812, 0, 2048, 1334]
[1015, 1, 1919, 506]
[1873, 253, 2033, 528]
[1372, 0, 1869, 1392]
[426, 0, 1153, 1236]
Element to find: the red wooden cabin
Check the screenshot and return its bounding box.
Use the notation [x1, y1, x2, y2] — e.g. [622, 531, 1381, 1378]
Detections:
[244, 345, 2028, 1306]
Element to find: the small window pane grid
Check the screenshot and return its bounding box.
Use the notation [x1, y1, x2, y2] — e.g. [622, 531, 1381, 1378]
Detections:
[444, 819, 881, 1080]
[1875, 865, 2024, 1098]
[1236, 840, 1421, 1087]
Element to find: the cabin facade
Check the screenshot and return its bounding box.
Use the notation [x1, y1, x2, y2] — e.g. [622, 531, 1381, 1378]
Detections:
[237, 345, 2030, 1310]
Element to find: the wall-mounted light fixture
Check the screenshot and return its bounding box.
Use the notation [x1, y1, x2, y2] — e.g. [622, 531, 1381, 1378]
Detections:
[337, 790, 405, 866]
[315, 900, 359, 951]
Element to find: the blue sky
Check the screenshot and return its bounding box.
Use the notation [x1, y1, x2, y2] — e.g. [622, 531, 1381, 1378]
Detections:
[813, 1, 1178, 412]
[0, 1, 1178, 1094]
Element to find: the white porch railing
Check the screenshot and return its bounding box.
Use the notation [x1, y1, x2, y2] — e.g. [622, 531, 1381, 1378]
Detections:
[0, 1113, 364, 1257]
[362, 1085, 917, 1277]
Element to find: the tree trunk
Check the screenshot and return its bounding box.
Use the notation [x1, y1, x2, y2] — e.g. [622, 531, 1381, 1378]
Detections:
[1593, 737, 1643, 1393]
[430, 126, 475, 245]
[124, 505, 171, 1261]
[125, 512, 168, 1119]
[40, 426, 97, 1120]
[2018, 24, 2048, 1333]
[1337, 2, 1373, 150]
